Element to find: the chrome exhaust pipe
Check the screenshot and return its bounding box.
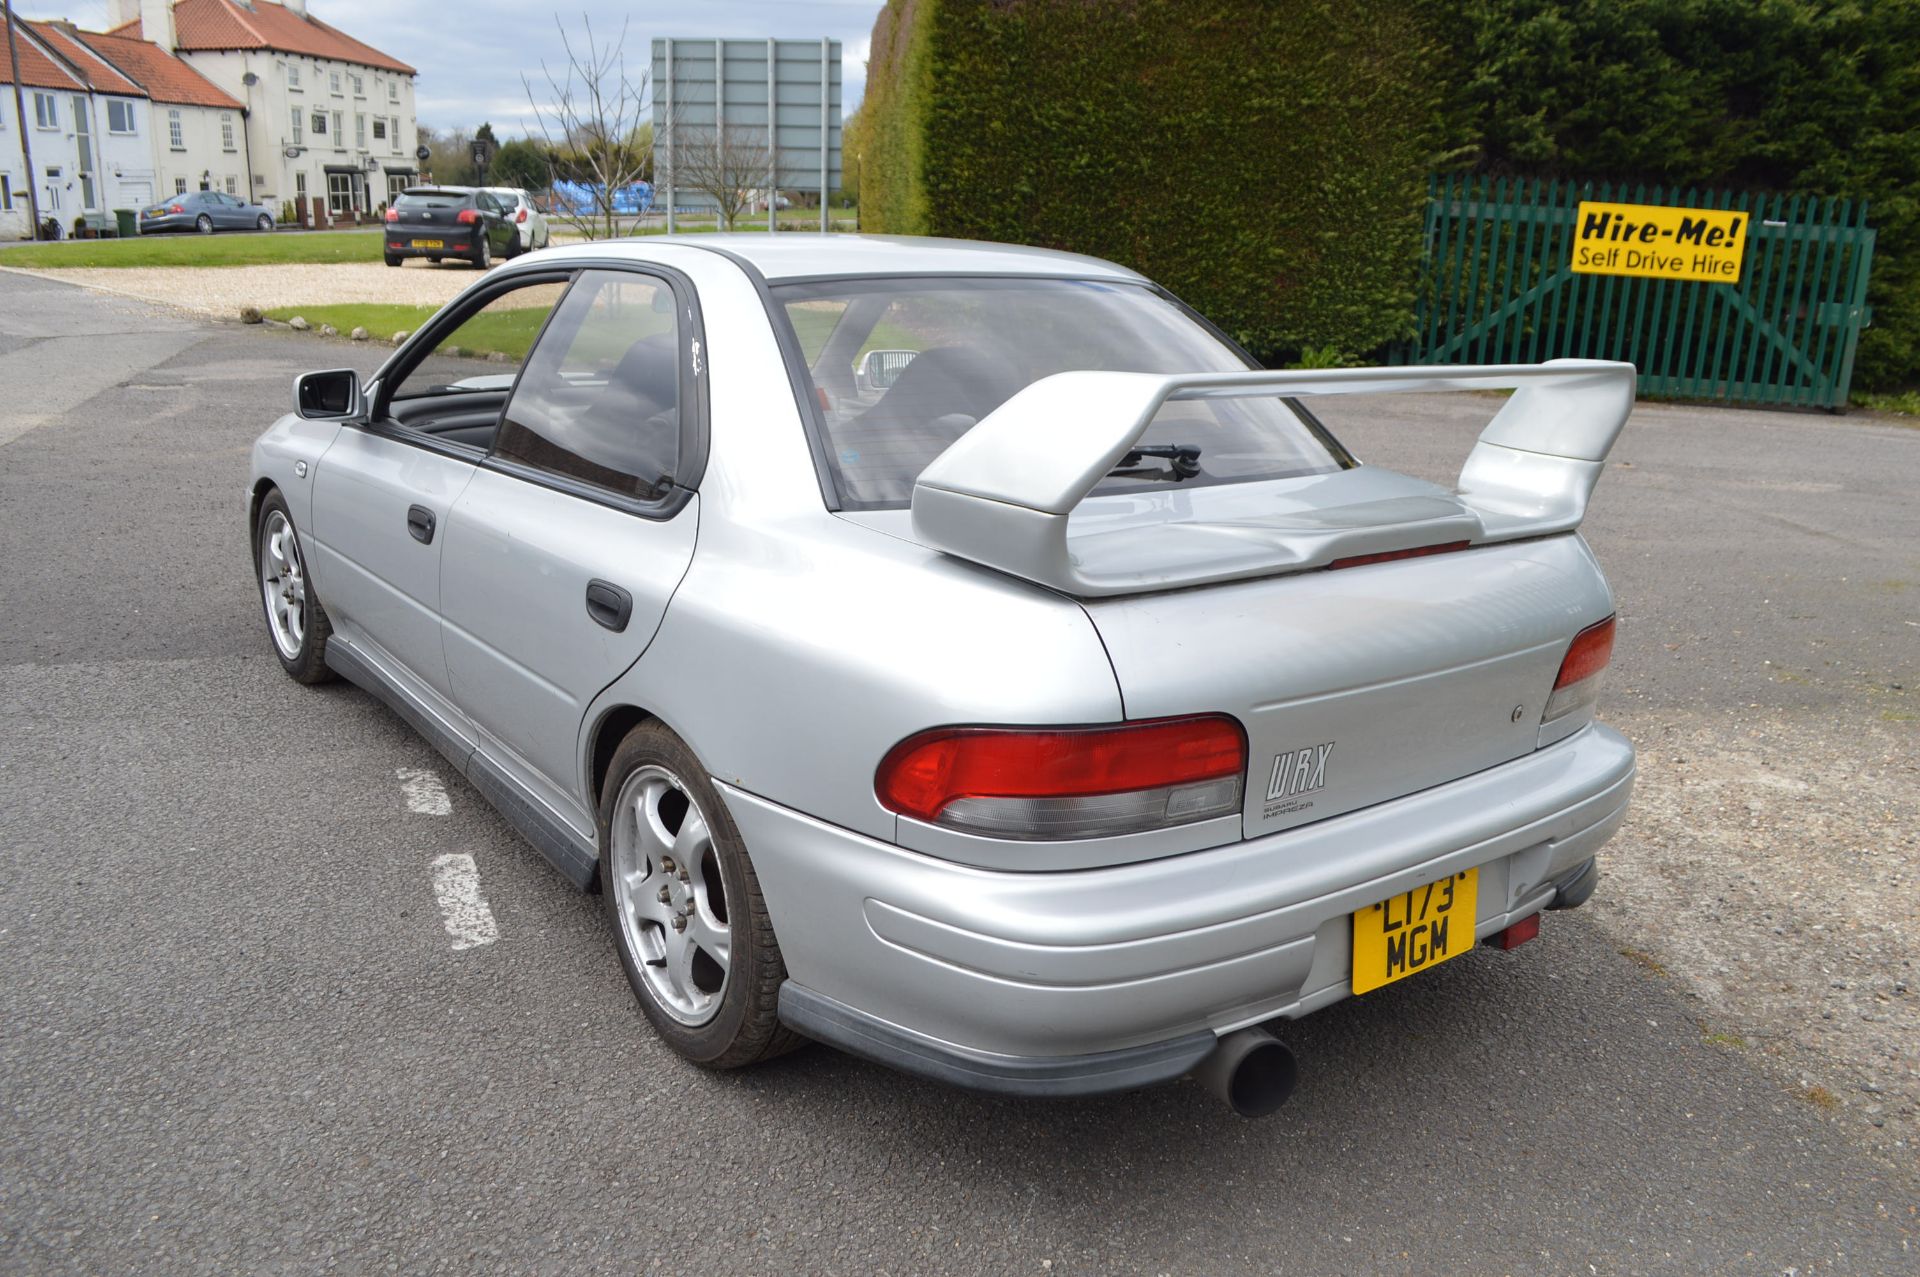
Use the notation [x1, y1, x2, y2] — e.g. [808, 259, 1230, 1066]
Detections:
[1191, 1027, 1297, 1118]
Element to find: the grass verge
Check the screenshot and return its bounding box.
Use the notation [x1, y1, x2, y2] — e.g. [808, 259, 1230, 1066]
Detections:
[6, 229, 382, 269]
[265, 303, 553, 361]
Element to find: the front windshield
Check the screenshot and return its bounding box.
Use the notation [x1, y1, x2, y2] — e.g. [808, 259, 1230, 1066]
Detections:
[774, 276, 1352, 509]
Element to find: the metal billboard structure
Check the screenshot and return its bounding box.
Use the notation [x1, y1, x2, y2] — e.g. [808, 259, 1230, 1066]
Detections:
[651, 37, 842, 233]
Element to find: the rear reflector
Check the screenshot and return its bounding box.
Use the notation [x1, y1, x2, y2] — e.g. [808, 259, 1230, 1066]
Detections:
[1328, 541, 1471, 571]
[877, 715, 1246, 841]
[1544, 615, 1616, 723]
[1489, 913, 1540, 950]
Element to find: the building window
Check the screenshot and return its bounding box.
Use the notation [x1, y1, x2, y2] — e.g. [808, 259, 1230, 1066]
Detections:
[33, 93, 57, 129]
[167, 108, 183, 150]
[372, 118, 386, 141]
[327, 170, 356, 215]
[1, 174, 12, 210]
[355, 114, 366, 147]
[290, 106, 302, 143]
[391, 118, 401, 153]
[221, 113, 236, 151]
[332, 111, 343, 148]
[387, 172, 408, 202]
[388, 78, 399, 102]
[295, 171, 307, 203]
[350, 73, 364, 96]
[225, 176, 237, 194]
[287, 62, 301, 89]
[329, 70, 342, 94]
[174, 176, 187, 195]
[107, 100, 136, 134]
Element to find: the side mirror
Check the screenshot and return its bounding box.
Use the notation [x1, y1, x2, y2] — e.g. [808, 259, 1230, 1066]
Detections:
[294, 368, 361, 419]
[857, 348, 918, 392]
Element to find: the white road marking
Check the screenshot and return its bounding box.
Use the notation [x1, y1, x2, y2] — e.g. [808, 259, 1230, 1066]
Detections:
[430, 854, 499, 950]
[396, 767, 452, 816]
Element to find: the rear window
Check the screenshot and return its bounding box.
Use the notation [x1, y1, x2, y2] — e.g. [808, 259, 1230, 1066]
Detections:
[773, 277, 1352, 509]
[396, 190, 468, 210]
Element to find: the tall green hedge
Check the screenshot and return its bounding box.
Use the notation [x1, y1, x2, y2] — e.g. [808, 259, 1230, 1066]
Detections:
[860, 0, 1451, 363]
[859, 0, 1920, 389]
[1445, 0, 1920, 392]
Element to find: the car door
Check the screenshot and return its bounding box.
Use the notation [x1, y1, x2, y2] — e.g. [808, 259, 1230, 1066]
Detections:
[306, 272, 571, 699]
[479, 191, 512, 255]
[439, 266, 705, 827]
[215, 193, 245, 228]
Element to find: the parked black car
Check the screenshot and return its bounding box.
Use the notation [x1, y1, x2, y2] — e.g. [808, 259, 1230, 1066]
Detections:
[384, 186, 517, 269]
[140, 190, 276, 234]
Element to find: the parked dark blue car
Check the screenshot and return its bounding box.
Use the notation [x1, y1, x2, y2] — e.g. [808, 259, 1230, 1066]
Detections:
[140, 190, 276, 235]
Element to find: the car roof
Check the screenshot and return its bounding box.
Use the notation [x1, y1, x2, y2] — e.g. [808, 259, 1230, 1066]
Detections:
[532, 234, 1145, 283]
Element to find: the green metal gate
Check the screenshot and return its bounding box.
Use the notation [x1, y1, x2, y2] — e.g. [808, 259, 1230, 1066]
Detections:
[1396, 176, 1876, 408]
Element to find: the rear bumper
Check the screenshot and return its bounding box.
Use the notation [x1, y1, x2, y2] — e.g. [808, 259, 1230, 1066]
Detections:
[730, 722, 1634, 1078]
[385, 233, 479, 258]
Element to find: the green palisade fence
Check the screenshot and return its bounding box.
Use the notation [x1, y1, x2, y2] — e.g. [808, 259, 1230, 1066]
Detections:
[1395, 176, 1876, 409]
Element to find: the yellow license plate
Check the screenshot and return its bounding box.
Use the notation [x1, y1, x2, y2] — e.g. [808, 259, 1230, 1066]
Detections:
[412, 238, 444, 249]
[1352, 868, 1478, 994]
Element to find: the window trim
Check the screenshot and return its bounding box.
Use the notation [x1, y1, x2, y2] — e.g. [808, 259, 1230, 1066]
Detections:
[363, 261, 710, 521]
[106, 99, 137, 134]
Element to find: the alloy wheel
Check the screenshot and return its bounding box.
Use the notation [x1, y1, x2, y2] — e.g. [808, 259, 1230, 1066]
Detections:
[259, 510, 308, 659]
[609, 764, 731, 1025]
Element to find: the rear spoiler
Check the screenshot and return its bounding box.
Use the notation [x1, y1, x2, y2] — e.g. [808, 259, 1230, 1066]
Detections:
[909, 359, 1635, 597]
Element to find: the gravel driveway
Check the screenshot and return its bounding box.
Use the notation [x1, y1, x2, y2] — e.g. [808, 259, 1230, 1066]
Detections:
[0, 261, 480, 317]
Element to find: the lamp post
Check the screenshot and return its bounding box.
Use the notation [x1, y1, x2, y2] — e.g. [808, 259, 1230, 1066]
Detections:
[3, 0, 45, 238]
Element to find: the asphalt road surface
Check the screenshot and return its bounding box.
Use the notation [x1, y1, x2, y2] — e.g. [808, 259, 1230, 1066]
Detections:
[2, 269, 1915, 1275]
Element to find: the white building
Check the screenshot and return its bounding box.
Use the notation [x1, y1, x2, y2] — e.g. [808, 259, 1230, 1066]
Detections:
[71, 23, 250, 205]
[103, 0, 419, 221]
[1, 12, 168, 237]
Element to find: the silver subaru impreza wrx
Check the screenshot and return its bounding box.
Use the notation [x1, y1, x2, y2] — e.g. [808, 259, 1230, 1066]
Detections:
[248, 235, 1634, 1116]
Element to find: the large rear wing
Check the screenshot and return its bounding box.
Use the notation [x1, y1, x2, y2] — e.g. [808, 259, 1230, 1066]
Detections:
[909, 359, 1635, 597]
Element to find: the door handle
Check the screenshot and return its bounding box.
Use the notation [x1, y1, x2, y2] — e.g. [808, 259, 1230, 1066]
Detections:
[585, 579, 633, 633]
[407, 504, 435, 544]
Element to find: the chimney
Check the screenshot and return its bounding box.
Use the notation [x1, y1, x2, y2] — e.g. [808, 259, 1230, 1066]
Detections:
[106, 0, 140, 30]
[282, 0, 308, 16]
[137, 0, 176, 48]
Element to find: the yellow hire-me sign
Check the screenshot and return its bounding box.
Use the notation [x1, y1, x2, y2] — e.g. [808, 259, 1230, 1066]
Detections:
[1571, 201, 1751, 284]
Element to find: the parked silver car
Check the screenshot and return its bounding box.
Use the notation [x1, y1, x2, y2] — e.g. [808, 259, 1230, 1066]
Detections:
[249, 236, 1635, 1116]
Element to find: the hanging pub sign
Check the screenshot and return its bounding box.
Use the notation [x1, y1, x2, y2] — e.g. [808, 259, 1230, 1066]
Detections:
[1571, 200, 1750, 283]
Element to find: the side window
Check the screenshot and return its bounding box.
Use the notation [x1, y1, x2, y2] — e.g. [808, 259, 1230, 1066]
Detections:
[389, 279, 570, 404]
[495, 270, 683, 499]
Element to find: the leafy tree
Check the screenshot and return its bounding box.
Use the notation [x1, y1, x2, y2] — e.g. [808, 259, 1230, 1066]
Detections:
[490, 139, 551, 192]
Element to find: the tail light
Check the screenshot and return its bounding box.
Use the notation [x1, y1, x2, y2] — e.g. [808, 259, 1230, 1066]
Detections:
[169, 203, 184, 214]
[456, 208, 478, 224]
[876, 715, 1246, 841]
[515, 207, 528, 223]
[1543, 615, 1615, 723]
[384, 207, 399, 222]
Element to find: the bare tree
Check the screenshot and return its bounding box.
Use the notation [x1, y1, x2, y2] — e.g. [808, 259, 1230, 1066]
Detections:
[660, 117, 774, 231]
[523, 14, 650, 240]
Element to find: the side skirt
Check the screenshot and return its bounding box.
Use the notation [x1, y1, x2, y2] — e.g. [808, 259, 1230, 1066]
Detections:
[325, 638, 600, 890]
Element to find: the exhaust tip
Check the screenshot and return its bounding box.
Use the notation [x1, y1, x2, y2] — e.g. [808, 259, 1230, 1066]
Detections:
[1192, 1027, 1297, 1118]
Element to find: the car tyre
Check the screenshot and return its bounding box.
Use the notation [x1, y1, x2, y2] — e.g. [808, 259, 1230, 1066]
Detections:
[384, 253, 402, 268]
[257, 214, 273, 232]
[196, 214, 214, 234]
[475, 235, 492, 269]
[427, 254, 443, 264]
[599, 721, 802, 1069]
[254, 490, 335, 685]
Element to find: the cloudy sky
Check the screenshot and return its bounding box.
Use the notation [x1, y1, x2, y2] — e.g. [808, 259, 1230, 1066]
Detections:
[14, 0, 880, 134]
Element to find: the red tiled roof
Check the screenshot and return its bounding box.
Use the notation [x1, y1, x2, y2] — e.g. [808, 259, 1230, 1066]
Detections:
[28, 21, 147, 97]
[111, 0, 415, 75]
[77, 29, 245, 109]
[0, 15, 88, 91]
